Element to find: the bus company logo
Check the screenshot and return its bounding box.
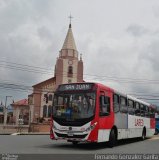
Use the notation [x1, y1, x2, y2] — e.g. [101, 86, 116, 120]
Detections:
[135, 119, 144, 126]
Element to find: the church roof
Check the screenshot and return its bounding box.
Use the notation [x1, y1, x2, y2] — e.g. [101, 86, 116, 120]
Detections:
[32, 77, 56, 88]
[62, 24, 77, 51]
[12, 99, 28, 106]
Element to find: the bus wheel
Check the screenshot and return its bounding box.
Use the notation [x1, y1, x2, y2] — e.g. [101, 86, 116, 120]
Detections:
[108, 129, 116, 148]
[154, 129, 159, 135]
[72, 141, 78, 145]
[141, 128, 146, 140]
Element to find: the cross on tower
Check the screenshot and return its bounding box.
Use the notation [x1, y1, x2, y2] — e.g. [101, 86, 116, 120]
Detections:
[68, 14, 73, 25]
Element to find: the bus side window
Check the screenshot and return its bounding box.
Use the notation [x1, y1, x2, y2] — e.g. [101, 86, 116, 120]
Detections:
[140, 104, 145, 117]
[113, 94, 120, 113]
[150, 108, 155, 118]
[120, 96, 127, 114]
[135, 102, 140, 116]
[128, 99, 135, 115]
[99, 95, 110, 116]
[144, 105, 149, 118]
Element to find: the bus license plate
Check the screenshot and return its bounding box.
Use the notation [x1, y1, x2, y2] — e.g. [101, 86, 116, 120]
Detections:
[68, 131, 73, 136]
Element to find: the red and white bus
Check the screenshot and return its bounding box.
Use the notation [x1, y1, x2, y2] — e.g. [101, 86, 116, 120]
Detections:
[50, 83, 155, 147]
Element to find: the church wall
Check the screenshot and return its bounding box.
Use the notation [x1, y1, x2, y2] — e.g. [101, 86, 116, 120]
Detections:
[33, 91, 41, 121]
[62, 59, 78, 84]
[39, 81, 56, 118]
[77, 61, 83, 82]
[55, 58, 63, 87]
[40, 92, 54, 118]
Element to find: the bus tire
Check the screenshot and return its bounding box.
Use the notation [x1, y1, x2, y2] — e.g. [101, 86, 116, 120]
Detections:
[108, 129, 116, 148]
[154, 129, 159, 135]
[141, 128, 146, 140]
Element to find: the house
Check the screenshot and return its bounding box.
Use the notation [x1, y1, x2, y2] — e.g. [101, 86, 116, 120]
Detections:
[12, 99, 29, 125]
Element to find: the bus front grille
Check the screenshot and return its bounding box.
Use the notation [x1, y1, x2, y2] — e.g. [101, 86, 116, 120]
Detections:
[55, 132, 88, 139]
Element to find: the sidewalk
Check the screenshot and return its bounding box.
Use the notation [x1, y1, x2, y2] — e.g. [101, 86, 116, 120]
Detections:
[0, 124, 49, 135]
[10, 132, 50, 135]
[0, 132, 50, 135]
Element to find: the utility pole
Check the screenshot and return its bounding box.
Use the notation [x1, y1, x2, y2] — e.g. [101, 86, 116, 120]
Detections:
[4, 96, 12, 126]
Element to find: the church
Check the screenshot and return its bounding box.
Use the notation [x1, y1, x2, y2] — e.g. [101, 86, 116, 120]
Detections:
[28, 22, 84, 123]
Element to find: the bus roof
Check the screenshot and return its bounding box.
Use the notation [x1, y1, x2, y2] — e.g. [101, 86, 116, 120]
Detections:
[127, 95, 150, 106]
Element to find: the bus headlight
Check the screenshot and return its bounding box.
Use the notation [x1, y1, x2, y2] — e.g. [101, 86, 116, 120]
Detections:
[85, 122, 97, 132]
[53, 125, 57, 130]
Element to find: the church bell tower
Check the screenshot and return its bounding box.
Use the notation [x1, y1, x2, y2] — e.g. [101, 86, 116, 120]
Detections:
[55, 20, 83, 87]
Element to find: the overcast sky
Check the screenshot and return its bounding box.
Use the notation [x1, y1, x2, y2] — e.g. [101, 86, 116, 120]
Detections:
[1, 0, 159, 105]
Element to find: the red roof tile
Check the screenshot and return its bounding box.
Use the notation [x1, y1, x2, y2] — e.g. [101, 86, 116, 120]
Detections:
[13, 99, 28, 106]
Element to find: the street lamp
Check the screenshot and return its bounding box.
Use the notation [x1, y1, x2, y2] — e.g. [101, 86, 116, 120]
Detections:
[0, 101, 4, 124]
[4, 96, 12, 126]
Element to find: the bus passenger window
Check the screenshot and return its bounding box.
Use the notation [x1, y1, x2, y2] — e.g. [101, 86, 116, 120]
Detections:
[135, 102, 140, 116]
[113, 94, 120, 113]
[144, 106, 149, 118]
[140, 104, 145, 117]
[149, 107, 155, 118]
[120, 96, 127, 113]
[128, 99, 135, 115]
[99, 95, 110, 116]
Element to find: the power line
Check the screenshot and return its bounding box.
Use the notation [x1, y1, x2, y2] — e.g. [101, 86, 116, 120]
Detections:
[0, 82, 159, 105]
[1, 63, 159, 85]
[0, 60, 52, 71]
[1, 60, 159, 84]
[0, 82, 54, 93]
[1, 81, 159, 97]
[0, 64, 53, 75]
[84, 75, 159, 84]
[137, 98, 159, 101]
[129, 94, 159, 98]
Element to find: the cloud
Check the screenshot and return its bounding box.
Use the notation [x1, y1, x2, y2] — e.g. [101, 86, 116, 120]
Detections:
[80, 20, 159, 106]
[0, 0, 57, 101]
[140, 38, 159, 73]
[0, 0, 159, 106]
[126, 24, 149, 37]
[153, 5, 159, 18]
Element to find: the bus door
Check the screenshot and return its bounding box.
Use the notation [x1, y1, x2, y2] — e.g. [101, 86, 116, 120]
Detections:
[98, 90, 113, 129]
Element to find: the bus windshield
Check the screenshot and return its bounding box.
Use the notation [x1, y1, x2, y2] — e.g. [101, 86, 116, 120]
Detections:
[53, 92, 96, 121]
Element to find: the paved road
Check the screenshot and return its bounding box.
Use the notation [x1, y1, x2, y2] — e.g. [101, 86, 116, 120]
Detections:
[0, 135, 159, 154]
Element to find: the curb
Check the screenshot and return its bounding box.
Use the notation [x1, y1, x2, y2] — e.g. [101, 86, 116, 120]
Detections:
[18, 133, 50, 135]
[0, 133, 11, 135]
[0, 132, 50, 135]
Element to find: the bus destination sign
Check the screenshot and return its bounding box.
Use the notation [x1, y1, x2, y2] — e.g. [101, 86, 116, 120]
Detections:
[58, 83, 92, 91]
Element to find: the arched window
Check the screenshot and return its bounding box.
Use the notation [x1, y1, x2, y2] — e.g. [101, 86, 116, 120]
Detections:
[43, 105, 47, 117]
[68, 66, 73, 74]
[68, 79, 72, 83]
[48, 105, 52, 117]
[49, 94, 52, 101]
